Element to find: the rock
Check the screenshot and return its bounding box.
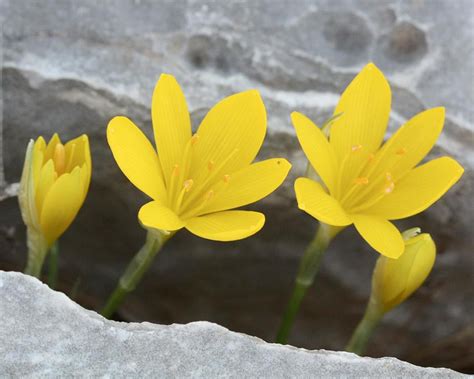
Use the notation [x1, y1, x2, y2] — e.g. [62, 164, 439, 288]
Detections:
[384, 22, 428, 62]
[0, 271, 466, 378]
[0, 0, 473, 373]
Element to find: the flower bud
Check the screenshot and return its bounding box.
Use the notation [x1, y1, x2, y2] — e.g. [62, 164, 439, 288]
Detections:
[19, 133, 91, 247]
[371, 229, 436, 313]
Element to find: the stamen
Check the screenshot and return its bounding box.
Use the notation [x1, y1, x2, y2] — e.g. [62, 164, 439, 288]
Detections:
[384, 182, 395, 194]
[396, 147, 407, 155]
[223, 174, 230, 183]
[205, 190, 214, 201]
[191, 134, 199, 145]
[167, 163, 181, 205]
[354, 177, 369, 185]
[208, 160, 215, 171]
[180, 148, 239, 212]
[172, 164, 180, 176]
[183, 179, 194, 192]
[351, 144, 363, 152]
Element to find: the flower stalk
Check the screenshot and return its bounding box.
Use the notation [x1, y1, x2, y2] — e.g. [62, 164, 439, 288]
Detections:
[345, 297, 383, 355]
[101, 229, 173, 318]
[23, 227, 49, 278]
[48, 242, 60, 289]
[276, 223, 341, 344]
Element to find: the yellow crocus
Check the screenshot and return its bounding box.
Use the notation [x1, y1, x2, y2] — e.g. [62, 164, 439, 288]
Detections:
[372, 229, 436, 313]
[19, 133, 91, 276]
[107, 74, 291, 241]
[346, 229, 436, 354]
[292, 63, 464, 258]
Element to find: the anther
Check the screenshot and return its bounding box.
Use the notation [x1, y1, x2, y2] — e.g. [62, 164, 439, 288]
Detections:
[208, 160, 215, 171]
[351, 144, 363, 152]
[191, 134, 199, 145]
[172, 164, 180, 176]
[183, 179, 194, 192]
[354, 177, 369, 185]
[396, 147, 407, 155]
[384, 182, 395, 194]
[205, 190, 214, 201]
[223, 174, 231, 183]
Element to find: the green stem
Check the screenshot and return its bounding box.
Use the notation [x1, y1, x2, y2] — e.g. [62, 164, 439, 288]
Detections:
[48, 242, 59, 289]
[345, 299, 383, 355]
[24, 227, 49, 278]
[276, 223, 340, 344]
[101, 230, 173, 318]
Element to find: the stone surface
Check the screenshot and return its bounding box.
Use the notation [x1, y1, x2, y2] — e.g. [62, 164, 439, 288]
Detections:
[0, 271, 467, 378]
[1, 0, 473, 373]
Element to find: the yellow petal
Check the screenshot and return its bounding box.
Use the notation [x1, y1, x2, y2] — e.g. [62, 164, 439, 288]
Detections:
[65, 134, 91, 170]
[373, 107, 446, 180]
[185, 210, 265, 241]
[107, 116, 167, 202]
[64, 135, 92, 202]
[330, 63, 391, 159]
[365, 157, 464, 220]
[401, 234, 436, 302]
[138, 200, 185, 232]
[44, 133, 62, 162]
[32, 137, 46, 193]
[351, 214, 404, 258]
[199, 158, 291, 215]
[374, 233, 435, 312]
[291, 112, 338, 193]
[35, 160, 57, 214]
[190, 90, 266, 185]
[152, 74, 192, 184]
[39, 167, 83, 246]
[19, 140, 36, 227]
[294, 177, 351, 226]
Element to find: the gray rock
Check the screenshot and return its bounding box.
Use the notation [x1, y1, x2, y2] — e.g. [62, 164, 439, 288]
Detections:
[0, 270, 466, 378]
[0, 0, 473, 373]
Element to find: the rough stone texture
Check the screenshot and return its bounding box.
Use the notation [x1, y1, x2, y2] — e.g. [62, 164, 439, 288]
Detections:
[0, 271, 467, 378]
[1, 0, 473, 373]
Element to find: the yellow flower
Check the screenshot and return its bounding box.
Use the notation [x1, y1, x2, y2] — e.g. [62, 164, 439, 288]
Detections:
[372, 229, 436, 313]
[107, 74, 291, 241]
[292, 63, 464, 258]
[19, 133, 91, 247]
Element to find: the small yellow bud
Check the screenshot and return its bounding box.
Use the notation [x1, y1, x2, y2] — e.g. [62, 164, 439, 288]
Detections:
[371, 230, 436, 313]
[19, 134, 92, 250]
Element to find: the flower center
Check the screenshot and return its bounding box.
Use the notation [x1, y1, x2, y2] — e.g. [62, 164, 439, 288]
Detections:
[167, 134, 238, 218]
[340, 144, 406, 212]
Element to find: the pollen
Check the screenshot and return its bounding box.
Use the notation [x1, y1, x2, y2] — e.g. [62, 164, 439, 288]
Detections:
[183, 179, 194, 192]
[396, 147, 407, 155]
[354, 177, 369, 185]
[351, 144, 363, 152]
[368, 153, 375, 161]
[208, 160, 215, 171]
[223, 174, 231, 183]
[385, 172, 393, 181]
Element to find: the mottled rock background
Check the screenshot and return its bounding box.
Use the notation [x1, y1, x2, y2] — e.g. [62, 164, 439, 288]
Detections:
[1, 0, 473, 373]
